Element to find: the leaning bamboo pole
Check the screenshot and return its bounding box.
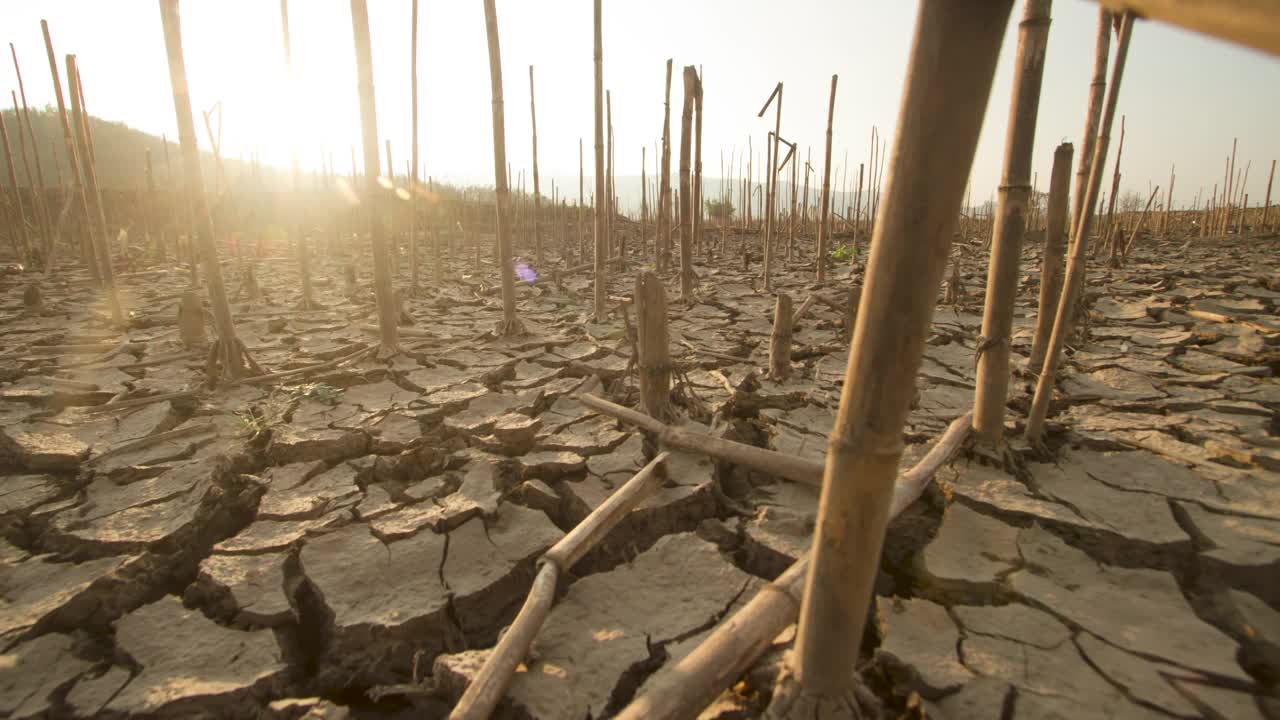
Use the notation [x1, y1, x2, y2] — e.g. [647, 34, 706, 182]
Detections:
[578, 138, 584, 262]
[693, 69, 704, 259]
[1123, 184, 1160, 256]
[758, 82, 782, 291]
[616, 412, 973, 720]
[10, 44, 53, 265]
[1027, 142, 1073, 373]
[66, 57, 125, 328]
[1104, 114, 1125, 237]
[1071, 8, 1111, 240]
[1026, 11, 1135, 443]
[816, 75, 837, 283]
[0, 113, 33, 266]
[973, 0, 1053, 445]
[769, 0, 1015, 711]
[678, 66, 697, 302]
[41, 20, 90, 276]
[1263, 159, 1275, 231]
[410, 0, 420, 293]
[529, 65, 543, 268]
[591, 0, 607, 320]
[1222, 138, 1237, 234]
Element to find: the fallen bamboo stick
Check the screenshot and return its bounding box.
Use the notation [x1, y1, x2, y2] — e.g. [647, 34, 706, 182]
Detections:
[448, 451, 671, 720]
[90, 421, 216, 465]
[578, 392, 822, 486]
[230, 345, 371, 386]
[616, 412, 973, 720]
[83, 389, 198, 415]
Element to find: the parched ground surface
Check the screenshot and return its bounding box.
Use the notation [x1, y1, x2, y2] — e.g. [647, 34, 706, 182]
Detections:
[0, 231, 1277, 719]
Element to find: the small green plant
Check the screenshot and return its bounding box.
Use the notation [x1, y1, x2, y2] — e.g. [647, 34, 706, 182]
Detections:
[232, 393, 292, 440]
[287, 382, 342, 406]
[830, 244, 852, 262]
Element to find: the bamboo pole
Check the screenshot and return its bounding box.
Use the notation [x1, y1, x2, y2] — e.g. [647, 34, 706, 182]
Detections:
[1122, 184, 1159, 256]
[1026, 11, 1135, 443]
[448, 452, 671, 720]
[10, 45, 53, 266]
[658, 59, 673, 271]
[607, 91, 615, 264]
[1070, 8, 1111, 243]
[617, 412, 973, 720]
[816, 75, 837, 283]
[592, 0, 607, 320]
[693, 68, 704, 260]
[636, 270, 671, 422]
[0, 113, 33, 266]
[145, 149, 159, 258]
[641, 147, 648, 258]
[1105, 114, 1125, 237]
[973, 0, 1053, 445]
[1263, 159, 1275, 231]
[66, 57, 125, 328]
[758, 82, 782, 291]
[410, 0, 421, 293]
[772, 0, 1015, 711]
[578, 138, 584, 262]
[769, 293, 793, 380]
[1222, 138, 1237, 234]
[1159, 164, 1174, 236]
[678, 66, 697, 302]
[1028, 142, 1073, 373]
[280, 0, 316, 311]
[529, 65, 542, 268]
[349, 0, 402, 352]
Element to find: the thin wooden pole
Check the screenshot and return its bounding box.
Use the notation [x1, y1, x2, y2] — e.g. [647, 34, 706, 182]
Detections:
[693, 68, 704, 259]
[280, 0, 316, 310]
[10, 44, 53, 265]
[1222, 138, 1237, 234]
[1026, 11, 1135, 443]
[578, 138, 585, 263]
[0, 112, 33, 266]
[973, 0, 1053, 444]
[410, 0, 421, 293]
[816, 74, 837, 283]
[66, 57, 125, 327]
[1028, 142, 1073, 373]
[759, 82, 782, 291]
[592, 0, 607, 320]
[1160, 164, 1174, 236]
[1105, 114, 1124, 237]
[775, 0, 1015, 710]
[678, 66, 696, 301]
[658, 59, 673, 271]
[1123, 184, 1160, 256]
[606, 89, 614, 264]
[530, 65, 542, 267]
[1262, 159, 1275, 231]
[349, 0, 402, 352]
[769, 293, 792, 380]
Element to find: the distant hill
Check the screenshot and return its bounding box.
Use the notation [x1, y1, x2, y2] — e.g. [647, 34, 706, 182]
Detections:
[0, 107, 285, 192]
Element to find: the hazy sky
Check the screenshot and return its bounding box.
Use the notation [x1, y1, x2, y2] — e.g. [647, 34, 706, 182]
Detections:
[3, 1, 1278, 212]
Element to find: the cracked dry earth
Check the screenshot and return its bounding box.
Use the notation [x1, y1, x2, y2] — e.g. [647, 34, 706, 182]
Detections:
[0, 232, 1277, 719]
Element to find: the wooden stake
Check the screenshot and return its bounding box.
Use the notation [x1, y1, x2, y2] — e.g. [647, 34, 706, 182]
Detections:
[1028, 142, 1073, 373]
[1123, 184, 1159, 256]
[658, 59, 673, 271]
[972, 0, 1053, 445]
[636, 270, 671, 422]
[410, 0, 421, 293]
[693, 68, 704, 260]
[592, 0, 607, 320]
[10, 45, 53, 265]
[1263, 159, 1275, 231]
[758, 82, 782, 291]
[1159, 164, 1174, 236]
[348, 0, 403, 352]
[678, 66, 697, 302]
[775, 0, 1015, 710]
[0, 112, 33, 266]
[816, 75, 837, 283]
[529, 65, 542, 268]
[1026, 11, 1135, 443]
[769, 292, 793, 380]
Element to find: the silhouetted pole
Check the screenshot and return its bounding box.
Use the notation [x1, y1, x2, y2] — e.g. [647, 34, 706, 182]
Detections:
[592, 0, 607, 320]
[482, 0, 521, 335]
[815, 74, 836, 283]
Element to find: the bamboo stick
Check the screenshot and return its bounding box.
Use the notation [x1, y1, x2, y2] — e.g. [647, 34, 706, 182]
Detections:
[10, 45, 53, 265]
[591, 1, 607, 320]
[658, 59, 673, 271]
[616, 412, 973, 720]
[346, 0, 402, 353]
[529, 65, 542, 268]
[279, 0, 316, 311]
[758, 82, 782, 291]
[1122, 184, 1159, 256]
[0, 112, 32, 266]
[816, 75, 837, 283]
[66, 57, 125, 327]
[1105, 114, 1125, 237]
[410, 0, 420, 293]
[1263, 159, 1275, 231]
[1026, 11, 1135, 443]
[579, 393, 822, 486]
[776, 0, 1015, 709]
[448, 452, 671, 720]
[973, 0, 1053, 445]
[636, 270, 671, 422]
[678, 66, 697, 301]
[1028, 142, 1073, 373]
[693, 68, 704, 259]
[1070, 8, 1111, 244]
[769, 293, 793, 380]
[578, 138, 584, 262]
[1159, 164, 1174, 236]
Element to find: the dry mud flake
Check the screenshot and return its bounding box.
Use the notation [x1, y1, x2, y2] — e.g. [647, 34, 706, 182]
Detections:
[0, 633, 92, 718]
[94, 595, 287, 717]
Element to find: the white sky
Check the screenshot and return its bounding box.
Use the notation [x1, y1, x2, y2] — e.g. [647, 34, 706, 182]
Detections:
[3, 0, 1278, 211]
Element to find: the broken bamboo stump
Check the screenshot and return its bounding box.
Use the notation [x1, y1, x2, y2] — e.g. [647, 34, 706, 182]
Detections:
[1028, 142, 1073, 373]
[635, 270, 672, 422]
[769, 292, 793, 380]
